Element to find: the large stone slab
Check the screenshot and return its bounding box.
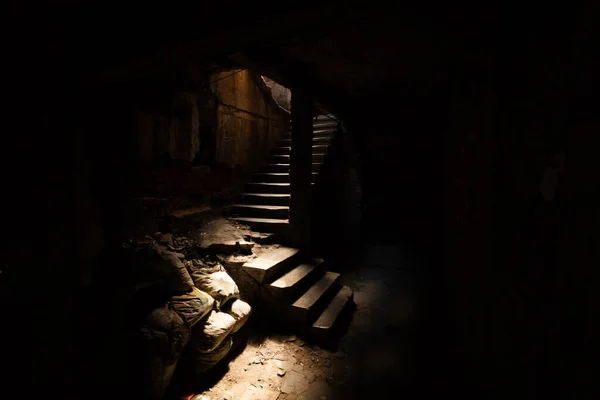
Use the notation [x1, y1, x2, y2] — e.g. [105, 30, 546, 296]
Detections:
[194, 217, 254, 254]
[242, 247, 300, 283]
[312, 286, 354, 331]
[290, 271, 340, 323]
[267, 259, 325, 299]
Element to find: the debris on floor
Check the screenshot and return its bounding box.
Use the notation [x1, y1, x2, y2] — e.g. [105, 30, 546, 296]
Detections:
[181, 332, 341, 400]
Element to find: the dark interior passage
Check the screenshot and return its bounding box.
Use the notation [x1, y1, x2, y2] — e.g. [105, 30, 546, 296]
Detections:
[2, 2, 599, 399]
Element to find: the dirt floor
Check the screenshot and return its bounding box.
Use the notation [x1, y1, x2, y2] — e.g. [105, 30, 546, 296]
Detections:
[169, 244, 424, 400]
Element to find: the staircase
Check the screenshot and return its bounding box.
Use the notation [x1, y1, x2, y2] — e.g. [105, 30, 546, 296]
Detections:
[228, 115, 338, 235]
[226, 113, 355, 345]
[242, 246, 355, 345]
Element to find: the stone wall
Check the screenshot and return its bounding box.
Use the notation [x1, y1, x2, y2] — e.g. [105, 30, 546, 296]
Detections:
[130, 70, 289, 200]
[211, 70, 288, 172]
[262, 76, 292, 111]
[133, 92, 201, 166]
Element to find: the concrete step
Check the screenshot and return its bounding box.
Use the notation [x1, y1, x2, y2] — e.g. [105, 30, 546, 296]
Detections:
[240, 193, 290, 206]
[232, 217, 290, 235]
[277, 136, 332, 146]
[313, 121, 338, 129]
[282, 128, 336, 139]
[271, 144, 329, 155]
[261, 163, 323, 173]
[314, 114, 336, 121]
[253, 172, 290, 183]
[312, 153, 326, 162]
[242, 246, 301, 283]
[271, 146, 291, 155]
[227, 204, 289, 219]
[245, 182, 290, 194]
[253, 172, 318, 183]
[289, 271, 341, 324]
[266, 259, 325, 301]
[311, 286, 354, 342]
[267, 154, 291, 164]
[261, 163, 290, 173]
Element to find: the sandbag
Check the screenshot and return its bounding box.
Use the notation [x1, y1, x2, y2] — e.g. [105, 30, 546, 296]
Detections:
[190, 310, 237, 353]
[189, 336, 233, 374]
[168, 287, 214, 327]
[222, 299, 252, 333]
[190, 264, 239, 308]
[140, 304, 190, 364]
[136, 243, 194, 295]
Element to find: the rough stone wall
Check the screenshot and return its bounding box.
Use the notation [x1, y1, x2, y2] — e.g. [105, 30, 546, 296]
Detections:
[262, 76, 292, 111]
[133, 92, 200, 165]
[211, 70, 288, 172]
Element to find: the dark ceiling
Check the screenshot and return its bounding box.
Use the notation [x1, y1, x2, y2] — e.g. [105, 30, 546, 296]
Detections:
[9, 1, 595, 118]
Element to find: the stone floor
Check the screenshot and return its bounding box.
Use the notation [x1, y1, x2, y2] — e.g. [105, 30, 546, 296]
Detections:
[168, 244, 430, 400]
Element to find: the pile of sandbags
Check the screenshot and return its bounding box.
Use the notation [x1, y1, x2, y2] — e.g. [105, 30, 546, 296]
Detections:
[128, 238, 252, 398]
[185, 259, 252, 373]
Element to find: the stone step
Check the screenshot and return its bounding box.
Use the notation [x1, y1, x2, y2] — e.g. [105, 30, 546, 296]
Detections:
[242, 246, 301, 283]
[245, 182, 290, 194]
[232, 217, 290, 236]
[312, 153, 326, 162]
[267, 153, 328, 164]
[260, 163, 290, 173]
[289, 271, 341, 324]
[253, 172, 318, 183]
[266, 259, 326, 300]
[313, 121, 338, 128]
[261, 163, 323, 173]
[277, 136, 332, 146]
[271, 144, 329, 155]
[311, 286, 354, 341]
[282, 128, 336, 138]
[240, 193, 290, 206]
[266, 154, 290, 164]
[227, 204, 289, 219]
[314, 114, 336, 121]
[265, 153, 324, 164]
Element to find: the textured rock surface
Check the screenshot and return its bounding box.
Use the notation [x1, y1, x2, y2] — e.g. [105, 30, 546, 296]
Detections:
[218, 254, 261, 305]
[194, 217, 254, 254]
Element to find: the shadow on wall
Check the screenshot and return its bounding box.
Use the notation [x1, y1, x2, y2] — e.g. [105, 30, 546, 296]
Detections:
[312, 124, 362, 262]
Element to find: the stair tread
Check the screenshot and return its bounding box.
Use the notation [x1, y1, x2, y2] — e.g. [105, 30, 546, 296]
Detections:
[278, 137, 332, 142]
[264, 163, 323, 166]
[270, 259, 324, 290]
[232, 204, 289, 210]
[248, 182, 290, 186]
[253, 173, 318, 176]
[242, 193, 290, 197]
[274, 145, 329, 150]
[233, 217, 289, 224]
[292, 271, 340, 310]
[312, 286, 354, 330]
[242, 247, 299, 283]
